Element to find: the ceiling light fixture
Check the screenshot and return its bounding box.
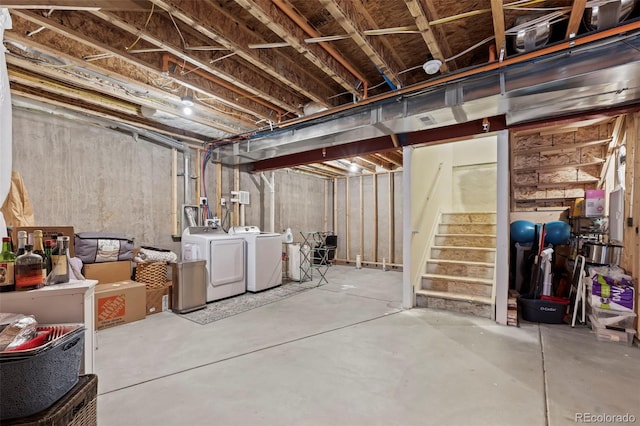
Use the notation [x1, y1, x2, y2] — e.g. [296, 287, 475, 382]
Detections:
[349, 160, 359, 173]
[181, 95, 194, 107]
[181, 95, 194, 115]
[422, 59, 442, 75]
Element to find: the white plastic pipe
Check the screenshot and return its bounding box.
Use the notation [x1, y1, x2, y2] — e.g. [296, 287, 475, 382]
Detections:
[261, 172, 275, 233]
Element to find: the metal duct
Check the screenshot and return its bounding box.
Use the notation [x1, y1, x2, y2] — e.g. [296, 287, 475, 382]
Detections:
[512, 15, 551, 53]
[584, 0, 637, 31]
[215, 28, 640, 166]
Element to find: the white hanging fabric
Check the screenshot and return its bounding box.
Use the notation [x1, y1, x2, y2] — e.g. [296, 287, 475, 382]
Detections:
[0, 9, 13, 238]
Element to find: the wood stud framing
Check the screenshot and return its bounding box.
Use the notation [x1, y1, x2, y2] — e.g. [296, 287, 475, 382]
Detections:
[333, 171, 400, 267]
[511, 120, 616, 210]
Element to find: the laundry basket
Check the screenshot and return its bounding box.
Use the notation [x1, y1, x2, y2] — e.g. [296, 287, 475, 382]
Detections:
[134, 262, 167, 287]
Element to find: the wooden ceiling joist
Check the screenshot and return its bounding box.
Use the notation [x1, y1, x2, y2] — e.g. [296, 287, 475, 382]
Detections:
[490, 0, 506, 56]
[565, 0, 587, 38]
[88, 8, 300, 116]
[403, 0, 449, 73]
[0, 0, 148, 10]
[319, 0, 402, 88]
[356, 154, 393, 171]
[5, 39, 247, 134]
[295, 164, 338, 178]
[8, 11, 266, 125]
[149, 0, 332, 108]
[374, 151, 403, 167]
[351, 157, 377, 173]
[233, 0, 363, 99]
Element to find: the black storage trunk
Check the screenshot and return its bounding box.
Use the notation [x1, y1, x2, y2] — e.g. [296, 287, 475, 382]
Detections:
[0, 328, 85, 421]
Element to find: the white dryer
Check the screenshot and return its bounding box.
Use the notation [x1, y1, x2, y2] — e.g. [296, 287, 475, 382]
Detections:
[228, 226, 282, 292]
[182, 226, 246, 302]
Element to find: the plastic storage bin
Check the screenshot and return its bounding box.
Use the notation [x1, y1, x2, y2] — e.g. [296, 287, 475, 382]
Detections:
[519, 296, 569, 324]
[589, 305, 637, 329]
[0, 327, 85, 420]
[3, 374, 97, 426]
[589, 314, 637, 346]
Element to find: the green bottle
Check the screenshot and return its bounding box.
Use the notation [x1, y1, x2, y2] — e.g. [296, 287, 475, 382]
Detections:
[0, 237, 16, 292]
[44, 239, 54, 277]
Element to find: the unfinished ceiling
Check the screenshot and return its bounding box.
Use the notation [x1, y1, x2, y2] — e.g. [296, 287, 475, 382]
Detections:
[2, 0, 640, 179]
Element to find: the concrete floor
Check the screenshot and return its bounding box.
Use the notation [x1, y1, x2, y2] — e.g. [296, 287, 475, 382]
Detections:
[95, 266, 640, 426]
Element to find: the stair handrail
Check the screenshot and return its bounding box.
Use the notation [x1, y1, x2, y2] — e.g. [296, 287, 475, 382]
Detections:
[412, 162, 444, 232]
[410, 161, 444, 294]
[412, 208, 443, 293]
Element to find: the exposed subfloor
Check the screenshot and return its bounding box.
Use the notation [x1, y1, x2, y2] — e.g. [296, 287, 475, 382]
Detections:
[95, 265, 640, 426]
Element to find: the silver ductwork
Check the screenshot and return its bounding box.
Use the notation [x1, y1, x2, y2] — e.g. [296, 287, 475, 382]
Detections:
[584, 0, 637, 31]
[215, 29, 640, 165]
[512, 15, 551, 53]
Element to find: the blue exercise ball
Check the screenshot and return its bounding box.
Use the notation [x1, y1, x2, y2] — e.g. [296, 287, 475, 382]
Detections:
[544, 221, 571, 245]
[510, 220, 536, 243]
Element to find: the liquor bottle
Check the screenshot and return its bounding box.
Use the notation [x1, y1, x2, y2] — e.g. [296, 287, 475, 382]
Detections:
[49, 236, 69, 284]
[0, 237, 16, 292]
[33, 230, 47, 283]
[44, 239, 54, 277]
[15, 230, 27, 256]
[15, 244, 43, 291]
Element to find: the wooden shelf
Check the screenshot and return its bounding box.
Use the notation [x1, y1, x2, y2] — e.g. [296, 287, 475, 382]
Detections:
[512, 138, 611, 155]
[512, 179, 598, 189]
[513, 160, 605, 173]
[513, 196, 580, 203]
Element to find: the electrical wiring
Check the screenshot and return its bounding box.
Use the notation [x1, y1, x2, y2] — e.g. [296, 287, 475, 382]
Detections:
[167, 11, 187, 49]
[125, 3, 155, 51]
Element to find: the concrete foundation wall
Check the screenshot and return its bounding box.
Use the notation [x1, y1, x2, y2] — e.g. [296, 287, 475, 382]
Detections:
[10, 109, 330, 256]
[238, 169, 330, 239]
[11, 108, 186, 253]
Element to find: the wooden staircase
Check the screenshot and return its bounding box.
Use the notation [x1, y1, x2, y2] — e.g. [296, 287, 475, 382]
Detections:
[415, 212, 496, 319]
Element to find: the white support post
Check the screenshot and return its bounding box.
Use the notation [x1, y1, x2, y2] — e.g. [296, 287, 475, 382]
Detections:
[495, 130, 510, 324]
[402, 145, 413, 309]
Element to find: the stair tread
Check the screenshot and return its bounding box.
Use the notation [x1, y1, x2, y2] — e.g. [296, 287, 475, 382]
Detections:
[426, 259, 494, 267]
[432, 246, 496, 251]
[416, 289, 493, 304]
[421, 273, 493, 284]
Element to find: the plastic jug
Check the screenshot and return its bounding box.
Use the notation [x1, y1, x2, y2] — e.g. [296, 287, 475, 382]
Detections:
[283, 228, 293, 243]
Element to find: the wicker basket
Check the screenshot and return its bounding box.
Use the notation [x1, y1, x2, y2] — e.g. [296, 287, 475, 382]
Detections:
[134, 262, 167, 288]
[4, 374, 97, 426]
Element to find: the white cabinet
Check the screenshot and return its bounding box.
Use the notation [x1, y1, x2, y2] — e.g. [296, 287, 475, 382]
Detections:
[0, 280, 97, 373]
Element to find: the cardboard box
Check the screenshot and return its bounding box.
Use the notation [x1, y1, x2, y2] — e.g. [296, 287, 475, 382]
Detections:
[12, 226, 76, 257]
[83, 260, 131, 284]
[95, 280, 146, 330]
[585, 189, 605, 217]
[145, 281, 172, 315]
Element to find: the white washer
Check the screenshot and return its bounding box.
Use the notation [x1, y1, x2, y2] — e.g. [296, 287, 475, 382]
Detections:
[228, 226, 282, 292]
[182, 226, 246, 302]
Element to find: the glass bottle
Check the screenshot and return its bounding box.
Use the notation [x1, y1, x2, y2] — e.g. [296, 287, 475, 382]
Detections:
[15, 244, 43, 291]
[49, 236, 69, 284]
[44, 239, 54, 277]
[15, 230, 27, 256]
[0, 237, 16, 292]
[33, 230, 47, 283]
